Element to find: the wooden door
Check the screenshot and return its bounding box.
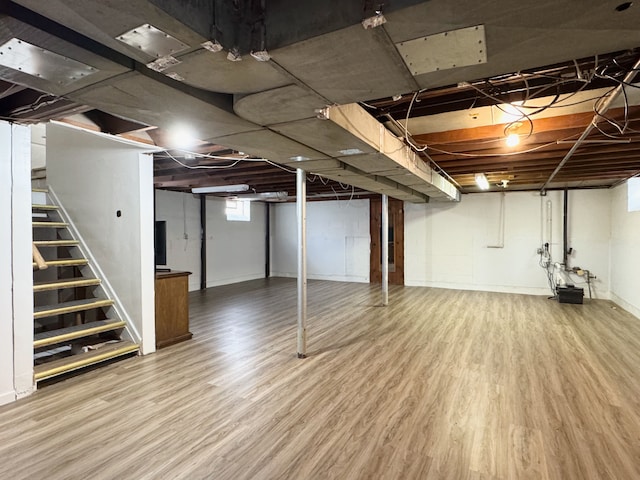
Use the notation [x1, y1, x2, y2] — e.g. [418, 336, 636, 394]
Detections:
[370, 197, 404, 285]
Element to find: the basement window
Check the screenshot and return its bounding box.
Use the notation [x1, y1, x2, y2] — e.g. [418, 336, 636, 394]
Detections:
[629, 177, 640, 212]
[225, 199, 251, 222]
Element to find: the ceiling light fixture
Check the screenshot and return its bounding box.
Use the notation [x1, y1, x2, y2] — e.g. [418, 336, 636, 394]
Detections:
[475, 173, 490, 190]
[168, 124, 200, 149]
[505, 133, 520, 147]
[504, 120, 523, 147]
[192, 184, 250, 194]
[231, 191, 288, 202]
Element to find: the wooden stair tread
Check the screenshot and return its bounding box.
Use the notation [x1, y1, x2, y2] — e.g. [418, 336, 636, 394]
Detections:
[32, 221, 69, 228]
[31, 188, 49, 193]
[34, 319, 126, 348]
[32, 258, 88, 268]
[34, 298, 114, 319]
[33, 240, 79, 247]
[34, 341, 138, 381]
[32, 204, 58, 211]
[33, 277, 101, 292]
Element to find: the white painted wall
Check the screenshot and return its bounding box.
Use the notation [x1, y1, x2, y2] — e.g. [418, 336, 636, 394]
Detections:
[31, 123, 47, 170]
[205, 196, 267, 287]
[405, 190, 611, 297]
[271, 199, 370, 282]
[610, 182, 640, 318]
[46, 123, 157, 354]
[155, 190, 267, 290]
[155, 189, 202, 291]
[0, 123, 14, 405]
[0, 122, 35, 405]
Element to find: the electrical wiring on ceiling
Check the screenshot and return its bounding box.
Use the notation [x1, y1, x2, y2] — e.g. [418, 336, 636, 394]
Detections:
[403, 53, 640, 158]
[425, 132, 583, 158]
[163, 151, 361, 196]
[162, 149, 297, 174]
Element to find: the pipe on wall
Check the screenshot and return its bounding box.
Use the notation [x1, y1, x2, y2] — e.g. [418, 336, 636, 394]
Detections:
[200, 194, 207, 290]
[563, 189, 569, 269]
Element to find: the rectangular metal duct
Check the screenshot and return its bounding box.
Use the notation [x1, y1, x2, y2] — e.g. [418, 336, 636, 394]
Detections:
[324, 103, 460, 202]
[319, 163, 429, 204]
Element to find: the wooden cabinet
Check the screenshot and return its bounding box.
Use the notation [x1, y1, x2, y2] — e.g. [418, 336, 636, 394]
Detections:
[155, 271, 192, 349]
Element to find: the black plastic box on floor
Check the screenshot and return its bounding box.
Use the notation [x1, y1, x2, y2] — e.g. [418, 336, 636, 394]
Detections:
[556, 285, 584, 304]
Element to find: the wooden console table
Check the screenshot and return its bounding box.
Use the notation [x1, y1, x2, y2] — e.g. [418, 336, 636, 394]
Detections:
[155, 270, 192, 349]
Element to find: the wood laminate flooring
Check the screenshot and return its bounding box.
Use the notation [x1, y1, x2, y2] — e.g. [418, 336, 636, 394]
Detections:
[1, 278, 639, 479]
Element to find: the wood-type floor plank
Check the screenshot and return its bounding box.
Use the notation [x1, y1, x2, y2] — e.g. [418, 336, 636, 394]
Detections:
[1, 278, 640, 479]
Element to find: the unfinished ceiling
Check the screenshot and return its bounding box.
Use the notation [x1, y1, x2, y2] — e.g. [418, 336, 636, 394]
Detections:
[2, 0, 640, 200]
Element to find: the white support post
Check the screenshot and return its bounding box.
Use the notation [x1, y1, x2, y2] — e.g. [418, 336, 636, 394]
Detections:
[296, 169, 307, 358]
[381, 194, 389, 306]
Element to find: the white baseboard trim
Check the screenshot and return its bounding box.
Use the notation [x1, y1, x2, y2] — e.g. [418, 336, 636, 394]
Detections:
[14, 384, 35, 400]
[610, 293, 640, 320]
[271, 272, 369, 283]
[0, 390, 15, 406]
[206, 273, 265, 288]
[404, 280, 557, 296]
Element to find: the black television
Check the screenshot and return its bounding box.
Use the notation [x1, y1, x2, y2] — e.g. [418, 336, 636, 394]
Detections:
[154, 220, 167, 267]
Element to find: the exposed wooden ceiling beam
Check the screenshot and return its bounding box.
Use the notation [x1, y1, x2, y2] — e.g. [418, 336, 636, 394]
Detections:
[413, 106, 640, 146]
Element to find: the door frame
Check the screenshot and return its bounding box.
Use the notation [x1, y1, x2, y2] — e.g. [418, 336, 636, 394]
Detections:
[370, 196, 404, 285]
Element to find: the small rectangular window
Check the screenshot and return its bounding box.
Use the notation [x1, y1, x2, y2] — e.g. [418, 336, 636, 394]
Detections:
[628, 177, 640, 212]
[225, 199, 251, 221]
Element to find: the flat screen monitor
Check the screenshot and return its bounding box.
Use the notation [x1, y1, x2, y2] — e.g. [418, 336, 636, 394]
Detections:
[155, 220, 167, 267]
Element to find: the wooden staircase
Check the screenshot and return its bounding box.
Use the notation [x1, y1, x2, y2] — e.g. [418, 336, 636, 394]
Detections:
[32, 188, 139, 383]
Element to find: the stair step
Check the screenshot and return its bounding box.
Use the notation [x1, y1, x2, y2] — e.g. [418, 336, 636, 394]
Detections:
[34, 277, 101, 292]
[32, 221, 69, 228]
[32, 258, 88, 268]
[32, 204, 58, 211]
[32, 187, 49, 193]
[33, 240, 79, 247]
[34, 341, 138, 381]
[34, 319, 126, 348]
[34, 298, 114, 319]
